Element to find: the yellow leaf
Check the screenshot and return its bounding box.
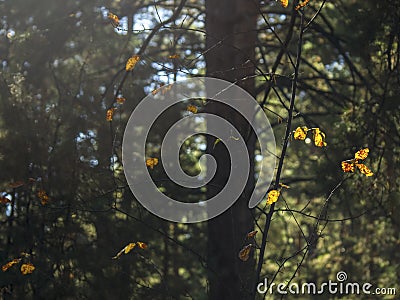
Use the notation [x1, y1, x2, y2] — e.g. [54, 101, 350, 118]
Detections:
[125, 55, 140, 71]
[280, 0, 289, 8]
[2, 258, 21, 272]
[137, 242, 147, 249]
[107, 12, 120, 27]
[279, 183, 290, 189]
[186, 105, 198, 114]
[293, 126, 308, 140]
[313, 128, 327, 147]
[238, 244, 252, 262]
[116, 97, 126, 104]
[341, 161, 355, 173]
[295, 0, 311, 10]
[168, 54, 179, 59]
[146, 158, 159, 169]
[354, 148, 369, 161]
[266, 190, 280, 205]
[355, 163, 374, 177]
[106, 108, 116, 122]
[124, 243, 136, 254]
[20, 263, 35, 275]
[247, 230, 258, 239]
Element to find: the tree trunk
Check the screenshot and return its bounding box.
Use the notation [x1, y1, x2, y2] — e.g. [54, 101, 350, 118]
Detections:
[205, 1, 258, 299]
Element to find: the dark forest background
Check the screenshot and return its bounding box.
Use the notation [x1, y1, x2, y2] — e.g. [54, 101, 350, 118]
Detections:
[0, 0, 399, 299]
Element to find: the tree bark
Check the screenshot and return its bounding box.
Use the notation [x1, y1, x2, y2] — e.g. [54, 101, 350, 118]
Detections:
[205, 1, 258, 299]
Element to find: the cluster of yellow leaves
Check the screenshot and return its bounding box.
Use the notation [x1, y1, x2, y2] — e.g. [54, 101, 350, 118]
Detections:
[2, 258, 35, 275]
[112, 242, 147, 259]
[279, 0, 289, 8]
[107, 12, 120, 27]
[125, 55, 140, 71]
[146, 158, 159, 169]
[295, 0, 311, 10]
[37, 189, 49, 205]
[186, 105, 198, 114]
[238, 244, 253, 262]
[151, 83, 173, 96]
[341, 148, 373, 177]
[106, 108, 116, 122]
[293, 126, 327, 147]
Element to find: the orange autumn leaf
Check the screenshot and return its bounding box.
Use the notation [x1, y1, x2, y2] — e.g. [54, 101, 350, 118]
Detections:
[266, 190, 280, 205]
[186, 105, 198, 114]
[107, 12, 120, 27]
[354, 148, 369, 160]
[106, 108, 116, 122]
[341, 161, 355, 173]
[2, 258, 21, 272]
[137, 242, 147, 249]
[355, 163, 374, 177]
[238, 244, 252, 262]
[20, 263, 35, 275]
[168, 54, 179, 59]
[313, 128, 327, 147]
[247, 230, 258, 239]
[37, 189, 49, 205]
[280, 0, 289, 8]
[146, 158, 159, 169]
[125, 55, 140, 71]
[294, 126, 308, 140]
[295, 0, 311, 10]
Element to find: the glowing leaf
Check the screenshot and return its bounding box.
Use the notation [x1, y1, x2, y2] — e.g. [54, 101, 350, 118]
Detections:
[247, 230, 258, 239]
[137, 242, 147, 249]
[112, 242, 147, 259]
[354, 148, 369, 161]
[280, 0, 289, 8]
[313, 128, 327, 147]
[0, 196, 11, 204]
[168, 54, 179, 59]
[20, 263, 35, 275]
[186, 105, 198, 114]
[266, 190, 280, 205]
[341, 161, 355, 173]
[355, 164, 374, 177]
[146, 158, 159, 169]
[2, 258, 21, 272]
[293, 126, 308, 140]
[124, 243, 136, 254]
[238, 244, 252, 262]
[107, 12, 120, 27]
[125, 55, 140, 71]
[116, 97, 126, 104]
[295, 0, 311, 10]
[37, 189, 49, 205]
[106, 108, 116, 122]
